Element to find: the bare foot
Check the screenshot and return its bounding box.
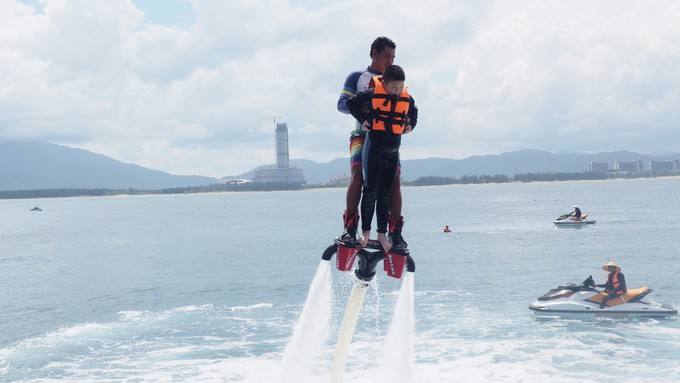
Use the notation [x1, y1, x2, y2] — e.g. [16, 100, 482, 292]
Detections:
[377, 232, 392, 252]
[358, 231, 370, 247]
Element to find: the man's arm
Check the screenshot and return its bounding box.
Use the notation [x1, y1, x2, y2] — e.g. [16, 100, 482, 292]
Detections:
[596, 277, 609, 289]
[346, 90, 373, 124]
[407, 96, 418, 130]
[337, 72, 362, 114]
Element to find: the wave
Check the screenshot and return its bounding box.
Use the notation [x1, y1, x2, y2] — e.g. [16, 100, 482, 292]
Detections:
[228, 303, 274, 312]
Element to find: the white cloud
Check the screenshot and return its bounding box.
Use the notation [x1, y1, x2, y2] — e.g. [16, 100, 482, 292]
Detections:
[1, 0, 680, 177]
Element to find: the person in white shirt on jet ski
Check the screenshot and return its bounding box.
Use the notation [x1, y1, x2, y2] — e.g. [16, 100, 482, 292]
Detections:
[596, 261, 627, 308]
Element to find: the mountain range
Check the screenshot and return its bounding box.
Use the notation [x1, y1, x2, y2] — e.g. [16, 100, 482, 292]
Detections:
[233, 149, 680, 184]
[1, 141, 678, 191]
[0, 141, 215, 191]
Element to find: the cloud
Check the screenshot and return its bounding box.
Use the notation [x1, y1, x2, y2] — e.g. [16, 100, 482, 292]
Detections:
[1, 0, 680, 177]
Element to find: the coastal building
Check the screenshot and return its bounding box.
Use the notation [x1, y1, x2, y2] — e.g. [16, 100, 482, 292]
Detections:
[650, 160, 675, 173]
[225, 179, 251, 185]
[588, 162, 609, 173]
[253, 122, 306, 185]
[615, 161, 643, 173]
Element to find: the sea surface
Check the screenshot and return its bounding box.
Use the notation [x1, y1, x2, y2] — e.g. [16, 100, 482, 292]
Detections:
[1, 177, 679, 382]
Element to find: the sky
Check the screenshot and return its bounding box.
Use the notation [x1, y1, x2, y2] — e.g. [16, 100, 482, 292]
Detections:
[2, 0, 680, 177]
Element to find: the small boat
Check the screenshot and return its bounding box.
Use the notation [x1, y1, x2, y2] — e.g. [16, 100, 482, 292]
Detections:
[29, 206, 43, 212]
[529, 276, 677, 317]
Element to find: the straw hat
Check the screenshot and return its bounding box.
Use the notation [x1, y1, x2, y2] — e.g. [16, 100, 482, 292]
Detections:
[601, 261, 621, 271]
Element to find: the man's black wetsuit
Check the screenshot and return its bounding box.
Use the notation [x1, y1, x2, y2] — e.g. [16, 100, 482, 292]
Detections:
[346, 88, 418, 233]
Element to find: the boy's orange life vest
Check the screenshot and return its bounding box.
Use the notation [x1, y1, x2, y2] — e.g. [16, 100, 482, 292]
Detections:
[370, 76, 411, 135]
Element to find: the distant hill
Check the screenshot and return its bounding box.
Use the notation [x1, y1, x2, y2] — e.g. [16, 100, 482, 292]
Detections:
[227, 149, 680, 184]
[0, 141, 216, 191]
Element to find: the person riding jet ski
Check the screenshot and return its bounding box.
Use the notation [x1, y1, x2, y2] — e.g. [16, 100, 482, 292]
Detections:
[554, 206, 596, 225]
[597, 261, 627, 308]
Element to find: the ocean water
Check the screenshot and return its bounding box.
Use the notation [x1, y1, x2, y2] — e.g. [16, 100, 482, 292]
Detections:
[1, 177, 679, 382]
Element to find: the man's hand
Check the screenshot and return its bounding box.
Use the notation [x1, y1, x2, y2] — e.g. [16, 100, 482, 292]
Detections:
[361, 120, 371, 132]
[403, 125, 413, 134]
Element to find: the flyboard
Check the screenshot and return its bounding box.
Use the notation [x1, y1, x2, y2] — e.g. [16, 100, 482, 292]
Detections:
[321, 238, 416, 383]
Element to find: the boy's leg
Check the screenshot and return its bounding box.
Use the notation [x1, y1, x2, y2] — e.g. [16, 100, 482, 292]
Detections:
[360, 139, 379, 244]
[390, 167, 402, 217]
[388, 159, 407, 250]
[377, 151, 398, 252]
[339, 135, 365, 243]
[376, 152, 398, 234]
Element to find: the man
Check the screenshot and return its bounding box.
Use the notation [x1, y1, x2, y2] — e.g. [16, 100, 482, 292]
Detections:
[570, 205, 582, 221]
[336, 36, 407, 249]
[597, 261, 627, 308]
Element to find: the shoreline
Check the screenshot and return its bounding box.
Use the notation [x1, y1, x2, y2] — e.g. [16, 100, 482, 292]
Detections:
[2, 174, 680, 201]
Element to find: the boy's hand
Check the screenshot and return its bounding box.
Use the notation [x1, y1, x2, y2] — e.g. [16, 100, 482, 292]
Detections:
[403, 125, 413, 134]
[361, 120, 371, 131]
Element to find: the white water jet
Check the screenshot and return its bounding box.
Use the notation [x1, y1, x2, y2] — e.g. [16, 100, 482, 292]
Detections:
[281, 260, 333, 380]
[380, 271, 415, 383]
[331, 281, 369, 383]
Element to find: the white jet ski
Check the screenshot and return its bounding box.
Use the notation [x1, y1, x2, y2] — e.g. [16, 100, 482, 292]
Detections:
[530, 276, 677, 317]
[553, 213, 596, 226]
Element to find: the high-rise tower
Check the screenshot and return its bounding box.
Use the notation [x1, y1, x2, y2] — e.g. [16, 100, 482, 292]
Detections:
[276, 123, 289, 169]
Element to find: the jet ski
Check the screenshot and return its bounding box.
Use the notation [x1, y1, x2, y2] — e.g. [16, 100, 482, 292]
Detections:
[530, 276, 677, 317]
[553, 213, 596, 225]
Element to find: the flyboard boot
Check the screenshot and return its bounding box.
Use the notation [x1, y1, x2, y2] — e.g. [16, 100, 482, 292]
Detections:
[337, 211, 359, 245]
[388, 214, 408, 252]
[335, 211, 360, 272]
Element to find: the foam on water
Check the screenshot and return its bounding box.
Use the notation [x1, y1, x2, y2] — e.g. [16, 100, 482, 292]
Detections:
[228, 303, 274, 312]
[0, 303, 287, 382]
[1, 299, 679, 382]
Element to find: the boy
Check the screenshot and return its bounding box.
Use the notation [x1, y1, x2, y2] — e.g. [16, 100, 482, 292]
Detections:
[345, 65, 418, 251]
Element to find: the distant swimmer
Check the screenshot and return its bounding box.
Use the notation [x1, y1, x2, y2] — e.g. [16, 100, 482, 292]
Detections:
[443, 225, 451, 233]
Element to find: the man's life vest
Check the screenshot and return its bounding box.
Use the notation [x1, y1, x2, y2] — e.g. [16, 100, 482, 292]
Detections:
[607, 271, 623, 294]
[370, 76, 410, 135]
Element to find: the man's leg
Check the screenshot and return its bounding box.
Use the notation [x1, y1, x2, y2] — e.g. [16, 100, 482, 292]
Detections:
[346, 165, 363, 215]
[339, 135, 365, 243]
[599, 292, 620, 309]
